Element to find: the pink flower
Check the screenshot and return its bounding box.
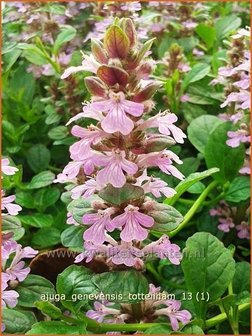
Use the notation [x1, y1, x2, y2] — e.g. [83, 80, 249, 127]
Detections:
[236, 222, 250, 239]
[137, 150, 184, 180]
[154, 300, 191, 331]
[63, 152, 99, 178]
[2, 273, 19, 308]
[217, 217, 235, 233]
[110, 205, 154, 242]
[86, 301, 124, 323]
[94, 149, 138, 188]
[70, 125, 106, 159]
[180, 94, 190, 102]
[61, 54, 100, 79]
[71, 178, 100, 199]
[1, 159, 18, 176]
[1, 193, 22, 216]
[109, 241, 144, 267]
[66, 102, 103, 126]
[83, 209, 115, 245]
[142, 235, 181, 265]
[136, 171, 176, 198]
[91, 92, 144, 135]
[226, 130, 250, 148]
[221, 91, 250, 110]
[138, 112, 186, 143]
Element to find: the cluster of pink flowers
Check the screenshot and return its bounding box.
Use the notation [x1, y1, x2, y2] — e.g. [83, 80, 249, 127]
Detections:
[86, 284, 191, 331]
[210, 201, 250, 239]
[57, 19, 186, 269]
[212, 28, 250, 174]
[1, 159, 38, 329]
[57, 18, 191, 331]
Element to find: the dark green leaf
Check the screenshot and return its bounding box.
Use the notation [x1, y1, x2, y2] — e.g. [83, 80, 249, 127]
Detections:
[26, 321, 84, 335]
[27, 144, 51, 173]
[225, 176, 250, 203]
[61, 225, 85, 248]
[56, 265, 97, 312]
[2, 309, 37, 334]
[16, 275, 55, 307]
[2, 215, 25, 240]
[92, 270, 149, 303]
[182, 232, 235, 320]
[205, 122, 245, 183]
[19, 214, 53, 228]
[31, 227, 61, 248]
[99, 183, 144, 206]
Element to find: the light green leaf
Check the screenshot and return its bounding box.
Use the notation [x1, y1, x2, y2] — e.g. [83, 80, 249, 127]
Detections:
[225, 176, 250, 203]
[188, 115, 223, 154]
[26, 171, 55, 189]
[53, 26, 77, 54]
[205, 122, 245, 183]
[2, 215, 25, 240]
[182, 63, 211, 89]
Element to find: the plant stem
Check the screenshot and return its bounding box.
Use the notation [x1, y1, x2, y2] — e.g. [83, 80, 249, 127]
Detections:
[205, 303, 250, 328]
[168, 180, 219, 238]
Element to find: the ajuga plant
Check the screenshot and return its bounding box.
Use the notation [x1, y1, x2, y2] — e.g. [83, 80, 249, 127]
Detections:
[56, 18, 192, 331]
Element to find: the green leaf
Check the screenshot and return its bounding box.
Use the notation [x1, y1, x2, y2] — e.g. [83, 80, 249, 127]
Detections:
[98, 183, 144, 206]
[61, 225, 85, 248]
[150, 204, 183, 232]
[104, 25, 130, 59]
[182, 63, 211, 89]
[56, 265, 97, 312]
[26, 321, 84, 335]
[32, 227, 61, 248]
[48, 126, 68, 140]
[34, 187, 60, 211]
[3, 48, 22, 72]
[195, 24, 216, 49]
[53, 26, 77, 54]
[215, 16, 241, 41]
[205, 122, 245, 183]
[165, 168, 219, 205]
[182, 232, 235, 320]
[27, 144, 51, 173]
[16, 275, 56, 307]
[35, 301, 62, 319]
[188, 115, 223, 154]
[2, 215, 25, 240]
[181, 324, 205, 334]
[3, 309, 37, 334]
[144, 325, 172, 334]
[19, 214, 53, 228]
[224, 176, 250, 203]
[92, 270, 149, 303]
[232, 262, 250, 295]
[26, 171, 55, 189]
[16, 190, 35, 209]
[67, 198, 93, 225]
[182, 103, 206, 123]
[18, 43, 48, 65]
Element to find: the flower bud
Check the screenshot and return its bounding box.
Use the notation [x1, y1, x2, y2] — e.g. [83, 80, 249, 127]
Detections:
[91, 39, 108, 64]
[84, 77, 107, 97]
[104, 25, 130, 59]
[120, 18, 137, 48]
[97, 65, 129, 86]
[134, 82, 161, 102]
[145, 134, 175, 152]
